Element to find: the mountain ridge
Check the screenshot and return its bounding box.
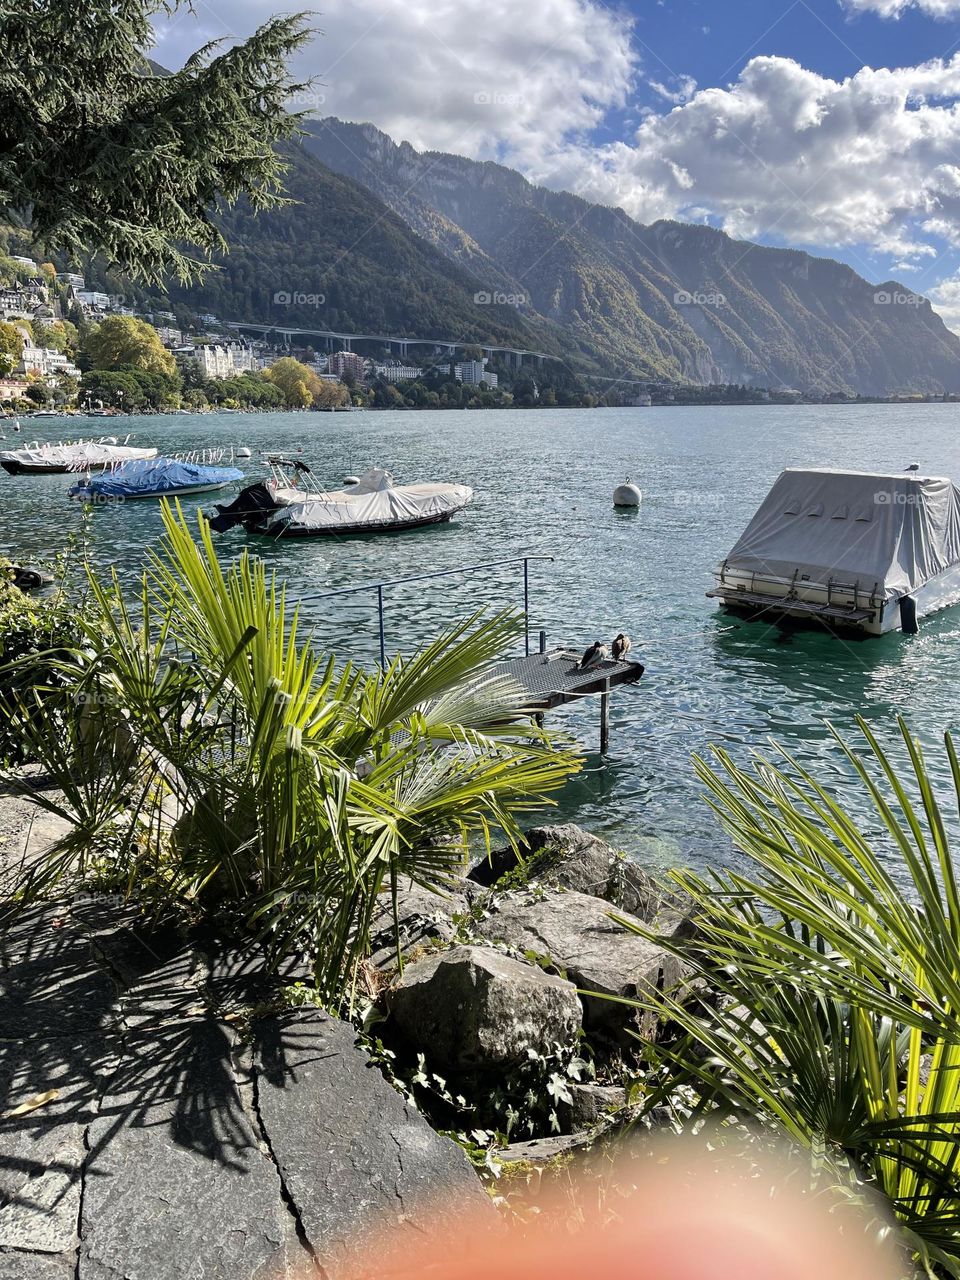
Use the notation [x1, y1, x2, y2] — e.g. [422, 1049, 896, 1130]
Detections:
[301, 117, 960, 396]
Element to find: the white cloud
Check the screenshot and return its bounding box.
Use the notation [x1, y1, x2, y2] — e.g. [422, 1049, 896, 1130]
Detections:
[842, 0, 960, 16]
[516, 55, 960, 268]
[152, 0, 638, 164]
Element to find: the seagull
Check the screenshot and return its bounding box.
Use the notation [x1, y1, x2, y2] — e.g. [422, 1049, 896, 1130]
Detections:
[578, 640, 608, 670]
[905, 462, 920, 472]
[611, 633, 632, 661]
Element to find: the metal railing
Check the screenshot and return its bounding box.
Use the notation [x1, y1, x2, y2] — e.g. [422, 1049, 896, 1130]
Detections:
[299, 555, 555, 667]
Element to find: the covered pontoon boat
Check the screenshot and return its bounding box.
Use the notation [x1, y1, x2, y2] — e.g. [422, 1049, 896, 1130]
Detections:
[708, 468, 960, 635]
[211, 466, 472, 537]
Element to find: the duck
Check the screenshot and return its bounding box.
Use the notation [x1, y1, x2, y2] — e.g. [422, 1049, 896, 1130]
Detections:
[578, 641, 608, 670]
[611, 633, 632, 661]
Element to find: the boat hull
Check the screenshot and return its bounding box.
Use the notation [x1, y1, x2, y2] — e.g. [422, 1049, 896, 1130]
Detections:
[253, 508, 464, 537]
[709, 561, 960, 635]
[73, 480, 236, 501]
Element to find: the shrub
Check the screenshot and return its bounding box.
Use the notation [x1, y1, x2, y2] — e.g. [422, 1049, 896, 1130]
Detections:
[622, 718, 960, 1277]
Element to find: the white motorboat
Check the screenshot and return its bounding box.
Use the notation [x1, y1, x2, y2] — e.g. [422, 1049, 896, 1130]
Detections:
[211, 465, 472, 538]
[708, 468, 960, 635]
[0, 438, 158, 476]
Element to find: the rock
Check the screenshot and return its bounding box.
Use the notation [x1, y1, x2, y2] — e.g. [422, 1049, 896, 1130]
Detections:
[386, 945, 583, 1071]
[566, 1083, 627, 1129]
[469, 824, 692, 926]
[496, 1130, 601, 1166]
[367, 877, 471, 971]
[252, 1009, 495, 1275]
[476, 889, 687, 1037]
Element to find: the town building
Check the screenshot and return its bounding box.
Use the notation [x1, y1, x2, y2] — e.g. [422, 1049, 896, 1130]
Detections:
[373, 363, 424, 383]
[455, 359, 497, 387]
[191, 343, 256, 379]
[75, 290, 112, 311]
[156, 326, 183, 348]
[0, 378, 29, 401]
[60, 273, 85, 291]
[329, 350, 367, 380]
[19, 346, 81, 379]
[11, 256, 36, 269]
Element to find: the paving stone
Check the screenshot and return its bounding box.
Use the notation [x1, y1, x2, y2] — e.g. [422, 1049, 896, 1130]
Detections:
[252, 1009, 495, 1275]
[78, 1019, 299, 1280]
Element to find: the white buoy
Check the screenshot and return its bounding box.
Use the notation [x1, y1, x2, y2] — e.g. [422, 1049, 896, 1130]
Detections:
[613, 481, 642, 508]
[237, 446, 252, 458]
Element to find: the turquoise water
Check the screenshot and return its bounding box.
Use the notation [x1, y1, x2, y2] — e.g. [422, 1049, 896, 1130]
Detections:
[3, 403, 959, 872]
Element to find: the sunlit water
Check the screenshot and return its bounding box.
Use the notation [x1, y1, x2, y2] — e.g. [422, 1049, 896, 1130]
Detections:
[3, 403, 959, 875]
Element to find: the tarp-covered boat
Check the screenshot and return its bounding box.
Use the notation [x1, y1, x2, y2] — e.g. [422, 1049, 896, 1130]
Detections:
[70, 457, 244, 501]
[211, 466, 472, 537]
[0, 440, 157, 476]
[708, 468, 960, 635]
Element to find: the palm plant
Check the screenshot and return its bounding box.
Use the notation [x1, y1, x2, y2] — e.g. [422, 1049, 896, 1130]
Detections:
[620, 718, 960, 1276]
[5, 503, 580, 1005]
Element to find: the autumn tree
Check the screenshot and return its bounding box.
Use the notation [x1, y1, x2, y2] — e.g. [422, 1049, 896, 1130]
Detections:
[85, 316, 176, 375]
[0, 320, 24, 376]
[264, 356, 323, 408]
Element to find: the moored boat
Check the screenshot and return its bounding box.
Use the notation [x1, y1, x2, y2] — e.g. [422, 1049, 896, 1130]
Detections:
[69, 457, 245, 502]
[211, 465, 472, 537]
[708, 467, 960, 635]
[0, 439, 158, 476]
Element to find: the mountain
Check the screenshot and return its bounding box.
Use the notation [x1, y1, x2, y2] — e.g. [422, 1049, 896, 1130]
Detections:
[301, 118, 960, 396]
[154, 144, 578, 362]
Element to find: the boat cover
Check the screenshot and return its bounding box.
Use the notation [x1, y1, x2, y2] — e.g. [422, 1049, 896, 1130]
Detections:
[722, 468, 960, 600]
[0, 442, 157, 469]
[273, 467, 472, 531]
[73, 457, 244, 498]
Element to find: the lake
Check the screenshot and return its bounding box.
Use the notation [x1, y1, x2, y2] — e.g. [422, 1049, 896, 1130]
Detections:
[3, 403, 958, 875]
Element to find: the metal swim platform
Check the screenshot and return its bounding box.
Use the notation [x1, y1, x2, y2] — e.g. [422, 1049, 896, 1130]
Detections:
[706, 588, 876, 625]
[496, 645, 645, 753]
[299, 560, 644, 753]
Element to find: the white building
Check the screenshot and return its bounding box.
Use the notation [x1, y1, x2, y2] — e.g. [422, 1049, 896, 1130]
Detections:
[373, 363, 423, 383]
[11, 256, 36, 268]
[75, 290, 112, 311]
[20, 346, 81, 379]
[60, 272, 85, 291]
[456, 359, 497, 388]
[156, 326, 183, 348]
[193, 343, 255, 379]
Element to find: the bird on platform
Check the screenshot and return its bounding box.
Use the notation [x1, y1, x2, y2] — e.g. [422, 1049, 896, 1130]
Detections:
[611, 633, 632, 661]
[905, 462, 921, 472]
[578, 640, 608, 670]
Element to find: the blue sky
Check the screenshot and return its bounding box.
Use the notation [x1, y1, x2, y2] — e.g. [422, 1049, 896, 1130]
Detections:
[154, 0, 960, 326]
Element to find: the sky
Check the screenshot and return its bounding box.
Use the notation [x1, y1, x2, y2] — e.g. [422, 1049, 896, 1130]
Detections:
[152, 0, 960, 328]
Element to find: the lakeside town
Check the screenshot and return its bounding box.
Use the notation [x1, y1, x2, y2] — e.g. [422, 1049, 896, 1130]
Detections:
[5, 250, 959, 417]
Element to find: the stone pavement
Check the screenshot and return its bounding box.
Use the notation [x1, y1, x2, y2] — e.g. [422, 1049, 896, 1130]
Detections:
[0, 778, 492, 1279]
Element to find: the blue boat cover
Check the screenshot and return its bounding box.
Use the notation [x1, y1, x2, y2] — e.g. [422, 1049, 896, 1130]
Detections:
[71, 457, 244, 498]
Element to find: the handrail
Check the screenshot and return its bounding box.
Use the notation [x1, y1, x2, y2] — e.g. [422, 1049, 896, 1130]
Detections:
[300, 555, 555, 666]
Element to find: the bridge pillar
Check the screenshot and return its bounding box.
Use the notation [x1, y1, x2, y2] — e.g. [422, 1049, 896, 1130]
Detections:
[341, 337, 351, 352]
[399, 341, 408, 358]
